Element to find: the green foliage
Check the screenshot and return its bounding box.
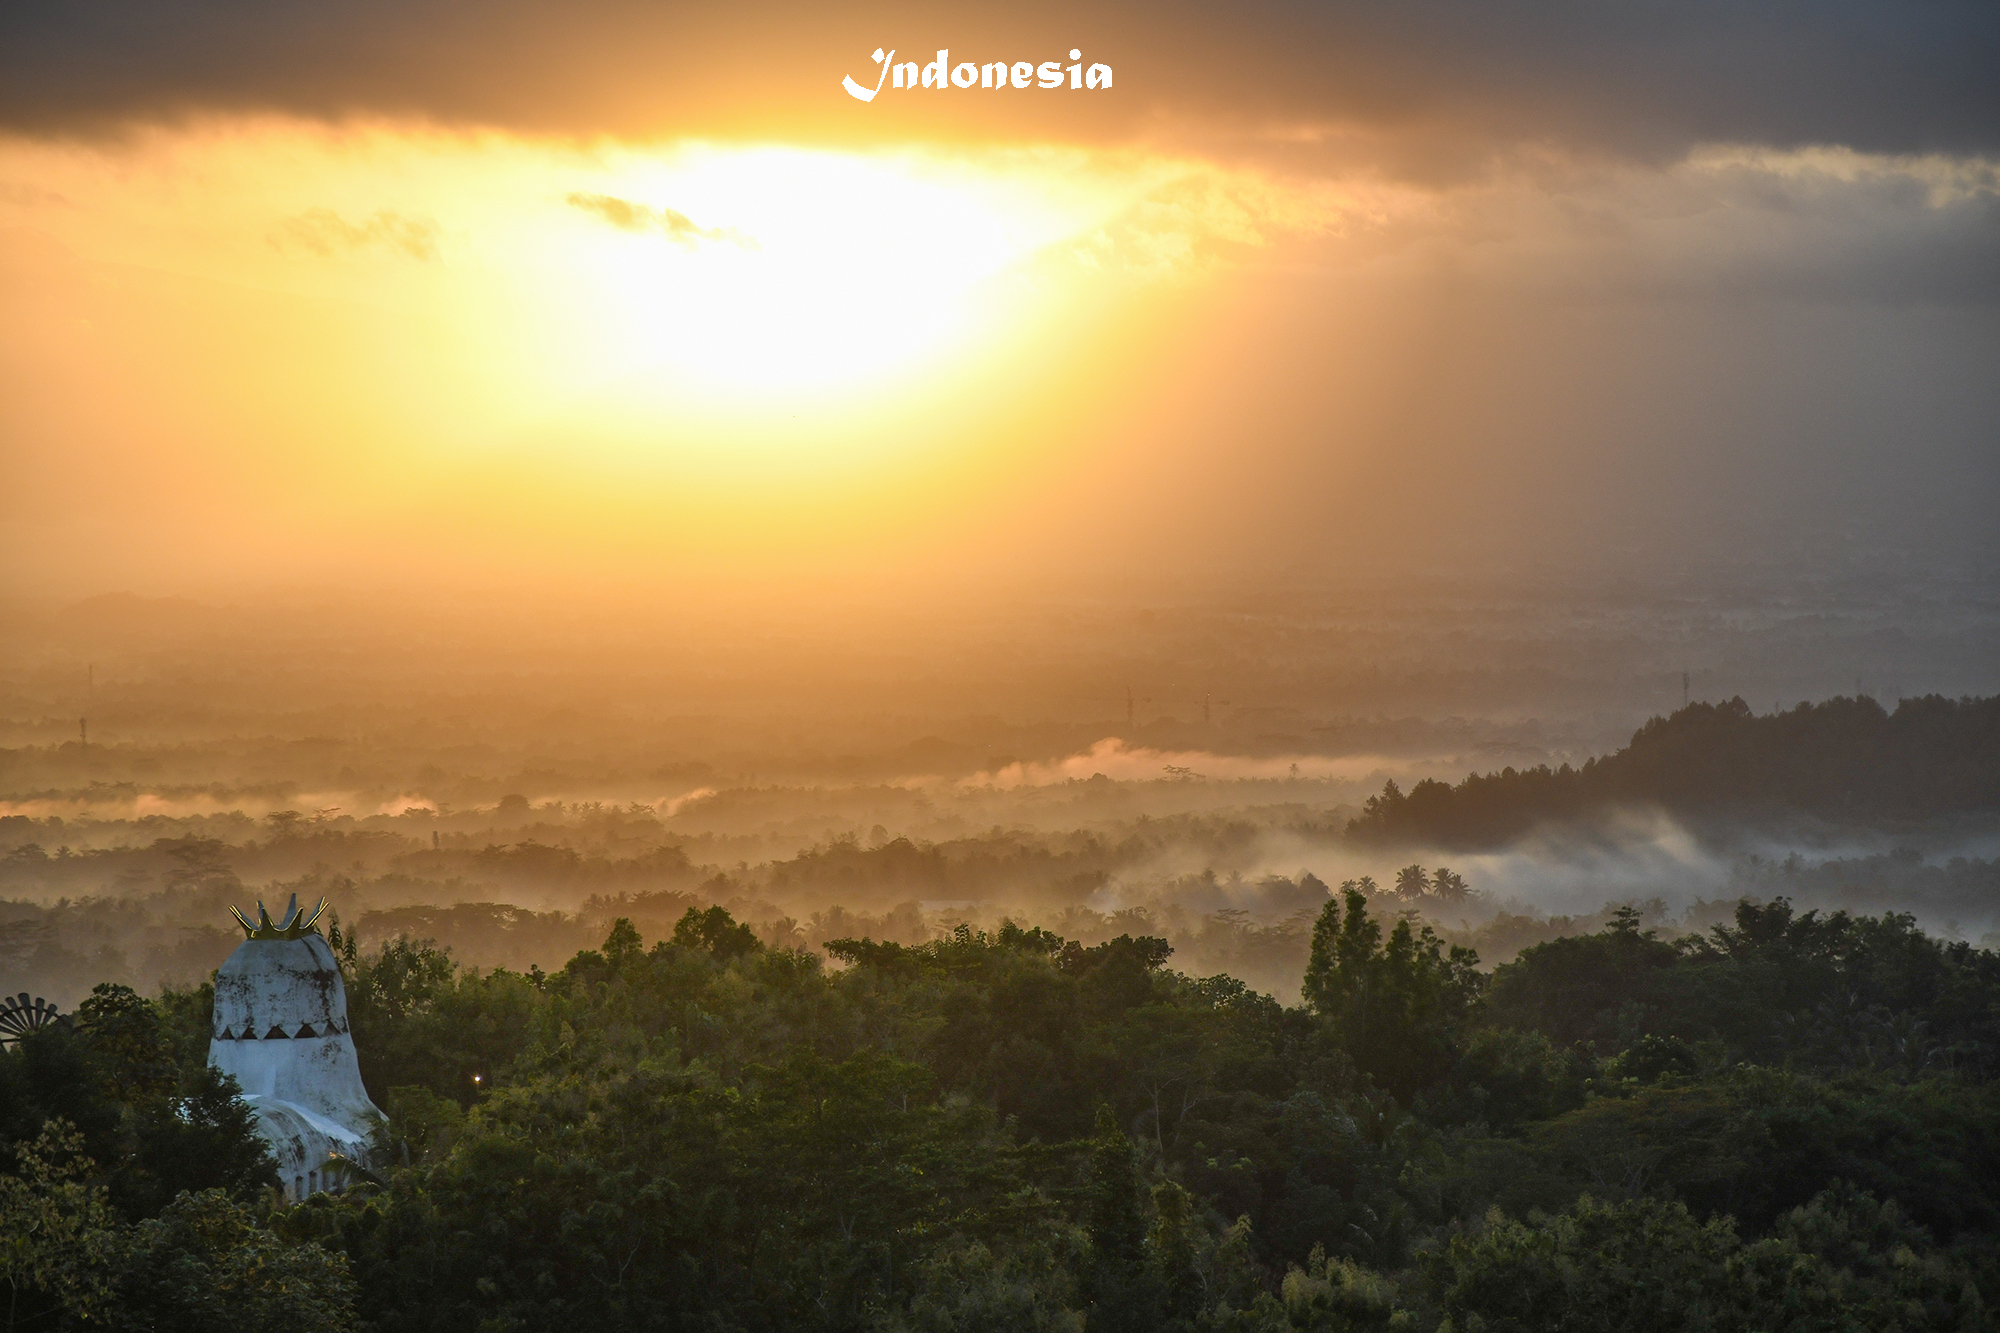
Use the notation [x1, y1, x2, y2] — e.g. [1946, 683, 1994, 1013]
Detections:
[1602, 1033, 1698, 1084]
[0, 1120, 115, 1325]
[74, 983, 176, 1103]
[117, 1063, 278, 1216]
[1734, 1183, 1995, 1332]
[1347, 694, 2000, 847]
[346, 936, 536, 1104]
[886, 1228, 1088, 1333]
[279, 1050, 1033, 1331]
[1432, 1187, 1996, 1333]
[1483, 919, 1678, 1049]
[1445, 1028, 1592, 1129]
[155, 979, 219, 1072]
[671, 905, 762, 960]
[1280, 1244, 1409, 1331]
[375, 1083, 465, 1167]
[1152, 1181, 1204, 1328]
[0, 1121, 336, 1332]
[5, 895, 1998, 1331]
[1454, 1068, 2000, 1242]
[1487, 897, 2000, 1077]
[0, 981, 330, 1328]
[0, 1022, 121, 1171]
[1432, 1195, 1747, 1332]
[348, 935, 457, 1023]
[1085, 1105, 1157, 1332]
[93, 1188, 356, 1332]
[1304, 888, 1483, 1101]
[0, 987, 276, 1224]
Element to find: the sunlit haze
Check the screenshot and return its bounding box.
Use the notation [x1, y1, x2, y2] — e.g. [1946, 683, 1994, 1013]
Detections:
[5, 84, 1990, 594]
[5, 7, 2000, 1320]
[2, 0, 1997, 945]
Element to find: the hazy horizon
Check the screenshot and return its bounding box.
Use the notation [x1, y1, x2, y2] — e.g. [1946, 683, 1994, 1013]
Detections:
[4, 0, 1997, 1005]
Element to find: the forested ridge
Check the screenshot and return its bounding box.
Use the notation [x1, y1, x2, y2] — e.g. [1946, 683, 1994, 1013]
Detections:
[1348, 694, 2000, 849]
[2, 887, 1998, 1330]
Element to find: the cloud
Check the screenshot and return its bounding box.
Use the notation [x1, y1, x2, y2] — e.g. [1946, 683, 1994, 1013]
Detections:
[655, 787, 718, 817]
[964, 737, 1403, 789]
[564, 192, 748, 247]
[1368, 143, 2000, 305]
[271, 207, 441, 260]
[1, 0, 1995, 168]
[0, 180, 69, 207]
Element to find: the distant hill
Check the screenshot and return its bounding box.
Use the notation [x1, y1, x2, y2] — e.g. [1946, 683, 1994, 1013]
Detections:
[1346, 694, 2000, 849]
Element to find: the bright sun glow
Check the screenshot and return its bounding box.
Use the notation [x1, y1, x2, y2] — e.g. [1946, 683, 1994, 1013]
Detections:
[482, 142, 1172, 479]
[548, 147, 1054, 392]
[0, 119, 1321, 512]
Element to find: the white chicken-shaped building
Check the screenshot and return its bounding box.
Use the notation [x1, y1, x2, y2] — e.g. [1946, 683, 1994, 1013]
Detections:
[209, 895, 382, 1200]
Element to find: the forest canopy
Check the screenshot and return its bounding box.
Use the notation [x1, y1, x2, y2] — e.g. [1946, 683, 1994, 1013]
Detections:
[1347, 694, 2000, 849]
[1, 891, 1996, 1330]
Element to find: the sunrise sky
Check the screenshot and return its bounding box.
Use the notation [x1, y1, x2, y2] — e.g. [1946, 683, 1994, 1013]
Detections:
[2, 0, 1996, 605]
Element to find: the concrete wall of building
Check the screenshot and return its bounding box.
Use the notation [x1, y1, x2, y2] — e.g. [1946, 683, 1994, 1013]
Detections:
[207, 929, 384, 1200]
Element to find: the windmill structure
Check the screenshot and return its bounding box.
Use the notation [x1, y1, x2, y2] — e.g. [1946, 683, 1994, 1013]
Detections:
[0, 993, 65, 1045]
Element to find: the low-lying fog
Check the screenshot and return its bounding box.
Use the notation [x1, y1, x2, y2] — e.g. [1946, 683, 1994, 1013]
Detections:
[4, 572, 1995, 1009]
[6, 759, 1996, 1011]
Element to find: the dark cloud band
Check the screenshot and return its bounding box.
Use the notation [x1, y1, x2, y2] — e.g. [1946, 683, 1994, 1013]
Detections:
[2, 0, 1996, 160]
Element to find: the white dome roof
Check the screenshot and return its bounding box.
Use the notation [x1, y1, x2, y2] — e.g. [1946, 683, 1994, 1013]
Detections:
[212, 933, 351, 1041]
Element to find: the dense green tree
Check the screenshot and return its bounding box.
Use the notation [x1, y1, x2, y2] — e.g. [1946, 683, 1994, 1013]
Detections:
[345, 937, 537, 1105]
[886, 1227, 1088, 1333]
[0, 1121, 327, 1333]
[1278, 1244, 1407, 1332]
[1444, 1027, 1592, 1129]
[0, 1121, 115, 1329]
[93, 1189, 355, 1333]
[1303, 889, 1482, 1101]
[1150, 1180, 1203, 1330]
[1483, 908, 1678, 1049]
[672, 906, 763, 960]
[0, 1025, 121, 1177]
[6, 897, 1998, 1331]
[0, 988, 274, 1224]
[73, 984, 176, 1104]
[117, 1063, 276, 1217]
[1347, 694, 2000, 847]
[1084, 1104, 1157, 1333]
[1432, 1194, 1746, 1333]
[1432, 1187, 1995, 1333]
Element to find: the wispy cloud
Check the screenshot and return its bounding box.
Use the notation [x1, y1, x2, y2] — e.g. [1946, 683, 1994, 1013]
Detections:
[271, 207, 441, 260]
[565, 191, 751, 247]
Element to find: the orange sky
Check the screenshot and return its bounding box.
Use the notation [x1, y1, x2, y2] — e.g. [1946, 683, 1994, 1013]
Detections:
[1, 3, 1996, 608]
